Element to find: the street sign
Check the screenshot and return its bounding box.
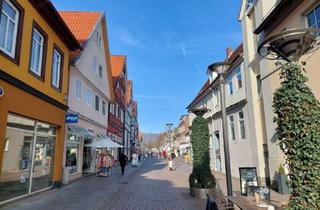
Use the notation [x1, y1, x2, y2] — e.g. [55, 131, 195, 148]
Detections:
[0, 87, 4, 98]
[65, 114, 78, 123]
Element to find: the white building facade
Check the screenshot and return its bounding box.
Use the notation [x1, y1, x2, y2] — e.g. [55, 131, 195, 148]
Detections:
[60, 12, 114, 182]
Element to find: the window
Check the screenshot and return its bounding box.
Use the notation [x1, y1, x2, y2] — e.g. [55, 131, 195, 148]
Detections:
[307, 5, 320, 30]
[239, 111, 246, 140]
[229, 115, 235, 141]
[51, 47, 63, 89]
[226, 75, 233, 95]
[85, 88, 93, 106]
[235, 67, 242, 89]
[1, 114, 56, 201]
[213, 88, 220, 107]
[99, 65, 103, 78]
[29, 27, 45, 77]
[76, 80, 81, 99]
[66, 134, 80, 174]
[95, 95, 100, 111]
[102, 101, 106, 115]
[0, 0, 19, 58]
[92, 56, 97, 72]
[256, 75, 262, 98]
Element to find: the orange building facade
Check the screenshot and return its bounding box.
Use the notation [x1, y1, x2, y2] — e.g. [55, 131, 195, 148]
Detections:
[0, 0, 80, 203]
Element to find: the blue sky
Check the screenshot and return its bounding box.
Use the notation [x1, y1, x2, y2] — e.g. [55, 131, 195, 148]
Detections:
[52, 0, 242, 133]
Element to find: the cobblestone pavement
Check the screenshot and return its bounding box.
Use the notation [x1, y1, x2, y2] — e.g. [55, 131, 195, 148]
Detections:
[1, 158, 205, 210]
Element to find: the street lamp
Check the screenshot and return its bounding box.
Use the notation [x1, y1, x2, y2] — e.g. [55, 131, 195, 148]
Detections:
[208, 61, 233, 196]
[258, 28, 320, 62]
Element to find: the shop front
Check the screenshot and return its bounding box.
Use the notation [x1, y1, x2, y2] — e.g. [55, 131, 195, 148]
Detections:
[63, 125, 95, 183]
[0, 81, 66, 204]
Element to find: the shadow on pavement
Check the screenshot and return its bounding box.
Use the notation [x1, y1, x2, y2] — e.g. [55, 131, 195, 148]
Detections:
[0, 157, 205, 210]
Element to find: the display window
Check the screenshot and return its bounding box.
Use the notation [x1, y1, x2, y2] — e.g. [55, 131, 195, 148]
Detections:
[66, 134, 80, 174]
[0, 114, 57, 202]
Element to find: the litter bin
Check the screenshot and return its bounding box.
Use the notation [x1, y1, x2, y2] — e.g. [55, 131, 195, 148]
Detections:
[62, 167, 70, 185]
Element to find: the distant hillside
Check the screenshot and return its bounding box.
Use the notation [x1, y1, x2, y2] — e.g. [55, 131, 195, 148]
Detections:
[142, 133, 160, 143]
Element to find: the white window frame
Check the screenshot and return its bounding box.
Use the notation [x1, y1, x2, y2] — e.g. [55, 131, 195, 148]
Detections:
[226, 75, 234, 95]
[30, 28, 44, 76]
[75, 80, 81, 100]
[92, 56, 97, 73]
[229, 115, 236, 141]
[0, 0, 19, 58]
[306, 4, 320, 30]
[238, 111, 246, 140]
[213, 88, 220, 108]
[95, 95, 100, 112]
[85, 88, 93, 107]
[235, 66, 243, 90]
[99, 65, 103, 78]
[102, 101, 106, 115]
[51, 48, 62, 89]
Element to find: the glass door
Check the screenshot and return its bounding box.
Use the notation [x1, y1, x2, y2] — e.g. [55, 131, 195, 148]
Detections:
[0, 116, 35, 202]
[31, 135, 55, 192]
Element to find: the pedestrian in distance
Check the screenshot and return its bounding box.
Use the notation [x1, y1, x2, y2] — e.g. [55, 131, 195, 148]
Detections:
[119, 152, 128, 176]
[168, 155, 173, 171]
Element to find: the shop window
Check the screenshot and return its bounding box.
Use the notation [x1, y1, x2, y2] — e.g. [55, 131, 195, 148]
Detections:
[0, 0, 20, 58]
[66, 134, 80, 174]
[0, 114, 56, 202]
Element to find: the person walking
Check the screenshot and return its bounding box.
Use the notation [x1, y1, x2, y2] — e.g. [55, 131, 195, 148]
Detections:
[119, 152, 128, 176]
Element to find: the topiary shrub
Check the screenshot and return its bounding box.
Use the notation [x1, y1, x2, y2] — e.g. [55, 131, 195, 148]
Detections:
[273, 63, 320, 209]
[189, 115, 216, 189]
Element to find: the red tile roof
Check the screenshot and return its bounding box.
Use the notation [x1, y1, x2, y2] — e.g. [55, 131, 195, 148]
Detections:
[59, 11, 102, 46]
[186, 80, 210, 110]
[110, 55, 126, 88]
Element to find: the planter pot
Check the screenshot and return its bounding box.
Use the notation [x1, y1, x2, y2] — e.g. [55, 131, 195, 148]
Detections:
[277, 174, 290, 195]
[190, 187, 213, 199]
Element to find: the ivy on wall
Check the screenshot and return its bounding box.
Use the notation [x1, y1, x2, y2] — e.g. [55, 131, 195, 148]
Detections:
[189, 116, 216, 189]
[273, 63, 320, 209]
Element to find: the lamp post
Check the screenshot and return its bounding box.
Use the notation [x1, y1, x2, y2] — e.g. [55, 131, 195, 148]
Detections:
[208, 61, 233, 196]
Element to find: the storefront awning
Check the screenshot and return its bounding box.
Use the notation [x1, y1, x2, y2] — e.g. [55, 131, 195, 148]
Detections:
[86, 137, 123, 148]
[68, 125, 94, 139]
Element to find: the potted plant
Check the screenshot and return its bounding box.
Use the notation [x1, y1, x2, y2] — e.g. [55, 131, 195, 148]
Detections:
[189, 108, 216, 199]
[277, 164, 289, 195]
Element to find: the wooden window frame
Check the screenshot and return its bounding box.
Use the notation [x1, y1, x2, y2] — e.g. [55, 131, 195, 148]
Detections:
[50, 43, 64, 92]
[0, 0, 24, 64]
[28, 20, 47, 81]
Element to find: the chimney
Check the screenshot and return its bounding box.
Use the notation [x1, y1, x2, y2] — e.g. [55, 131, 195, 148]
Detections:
[226, 47, 233, 59]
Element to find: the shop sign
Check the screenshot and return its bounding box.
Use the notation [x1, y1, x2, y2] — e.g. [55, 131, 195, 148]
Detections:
[239, 167, 258, 196]
[65, 114, 78, 123]
[0, 87, 4, 98]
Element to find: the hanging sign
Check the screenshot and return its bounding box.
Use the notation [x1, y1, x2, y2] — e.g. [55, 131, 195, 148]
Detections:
[65, 114, 78, 123]
[0, 87, 4, 98]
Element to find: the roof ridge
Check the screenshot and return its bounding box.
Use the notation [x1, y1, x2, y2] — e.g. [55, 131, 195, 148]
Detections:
[59, 10, 103, 14]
